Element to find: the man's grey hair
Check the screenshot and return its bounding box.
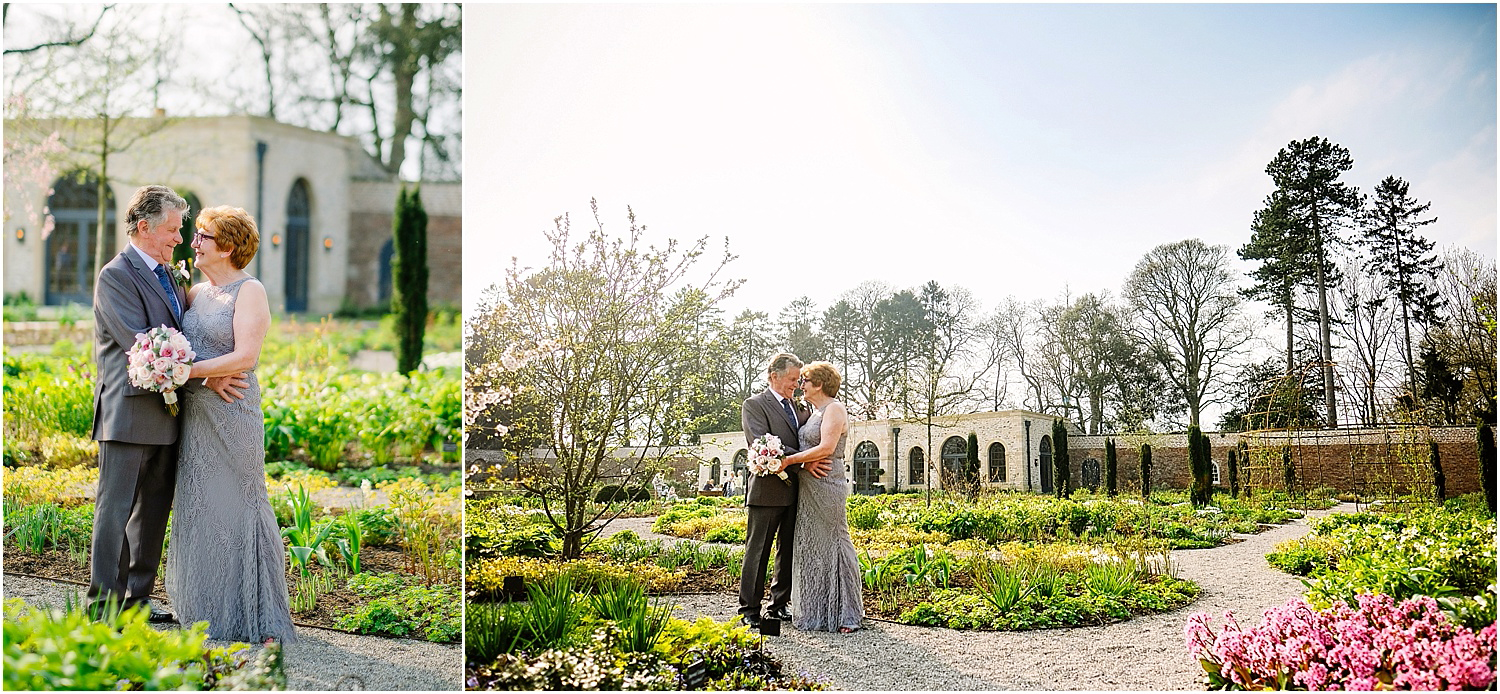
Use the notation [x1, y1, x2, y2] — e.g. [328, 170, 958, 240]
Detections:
[123, 185, 188, 236]
[766, 352, 803, 376]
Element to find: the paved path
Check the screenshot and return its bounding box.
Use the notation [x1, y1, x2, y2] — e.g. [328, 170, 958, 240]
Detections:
[644, 503, 1353, 690]
[2, 574, 461, 691]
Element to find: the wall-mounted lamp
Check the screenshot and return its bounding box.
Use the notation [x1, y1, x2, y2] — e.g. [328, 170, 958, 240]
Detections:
[270, 233, 282, 247]
[14, 228, 24, 242]
[322, 237, 334, 251]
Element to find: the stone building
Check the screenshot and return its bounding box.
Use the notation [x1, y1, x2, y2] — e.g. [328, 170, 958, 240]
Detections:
[3, 115, 459, 314]
[697, 413, 1485, 498]
[697, 409, 1070, 496]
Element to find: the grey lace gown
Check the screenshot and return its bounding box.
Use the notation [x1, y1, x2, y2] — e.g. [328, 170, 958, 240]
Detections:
[165, 277, 297, 643]
[791, 404, 864, 632]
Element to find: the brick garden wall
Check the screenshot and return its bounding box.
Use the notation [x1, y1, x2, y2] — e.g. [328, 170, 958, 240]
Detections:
[1070, 427, 1485, 496]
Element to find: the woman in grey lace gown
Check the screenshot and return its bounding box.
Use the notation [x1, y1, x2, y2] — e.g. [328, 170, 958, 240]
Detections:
[166, 206, 296, 643]
[780, 361, 864, 633]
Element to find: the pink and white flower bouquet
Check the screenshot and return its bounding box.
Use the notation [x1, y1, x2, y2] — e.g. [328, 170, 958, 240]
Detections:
[749, 433, 790, 484]
[127, 325, 195, 416]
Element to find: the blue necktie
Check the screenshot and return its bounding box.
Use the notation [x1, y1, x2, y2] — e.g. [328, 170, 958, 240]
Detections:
[780, 397, 799, 433]
[152, 264, 181, 320]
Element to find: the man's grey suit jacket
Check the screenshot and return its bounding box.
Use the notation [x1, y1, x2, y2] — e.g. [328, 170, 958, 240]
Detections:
[91, 249, 186, 445]
[740, 388, 810, 507]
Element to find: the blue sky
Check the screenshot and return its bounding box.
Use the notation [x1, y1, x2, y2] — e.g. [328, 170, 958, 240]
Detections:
[465, 4, 1496, 318]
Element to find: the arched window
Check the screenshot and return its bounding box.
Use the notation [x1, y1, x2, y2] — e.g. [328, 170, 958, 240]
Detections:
[710, 458, 721, 484]
[44, 173, 116, 306]
[284, 179, 311, 312]
[940, 436, 967, 488]
[1039, 435, 1054, 494]
[1211, 461, 1221, 485]
[733, 449, 748, 493]
[171, 192, 202, 267]
[908, 447, 925, 486]
[988, 442, 1006, 483]
[852, 441, 880, 494]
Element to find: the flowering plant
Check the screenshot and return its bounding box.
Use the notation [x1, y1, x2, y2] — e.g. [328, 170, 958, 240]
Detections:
[1185, 593, 1496, 691]
[126, 326, 196, 416]
[748, 434, 789, 484]
[171, 259, 193, 289]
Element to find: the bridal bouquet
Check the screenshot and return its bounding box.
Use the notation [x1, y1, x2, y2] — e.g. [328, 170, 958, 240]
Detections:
[127, 326, 196, 416]
[748, 433, 790, 484]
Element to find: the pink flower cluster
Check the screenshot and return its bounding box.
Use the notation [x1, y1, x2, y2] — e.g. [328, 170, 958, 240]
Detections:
[1186, 594, 1496, 690]
[127, 326, 196, 414]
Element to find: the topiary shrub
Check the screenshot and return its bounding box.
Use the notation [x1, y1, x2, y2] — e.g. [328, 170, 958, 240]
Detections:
[1227, 448, 1239, 500]
[1051, 420, 1071, 499]
[1140, 443, 1152, 501]
[594, 485, 630, 503]
[1479, 424, 1496, 513]
[1104, 438, 1118, 497]
[627, 485, 652, 502]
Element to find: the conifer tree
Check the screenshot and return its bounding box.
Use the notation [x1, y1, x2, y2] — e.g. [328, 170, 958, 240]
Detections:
[1105, 438, 1118, 497]
[1051, 419, 1070, 499]
[1361, 176, 1442, 400]
[392, 185, 429, 374]
[1139, 443, 1152, 501]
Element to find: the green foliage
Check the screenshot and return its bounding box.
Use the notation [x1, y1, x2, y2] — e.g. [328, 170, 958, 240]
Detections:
[3, 598, 285, 690]
[1269, 497, 1497, 614]
[847, 501, 883, 530]
[588, 581, 671, 653]
[1226, 448, 1240, 499]
[892, 575, 1198, 631]
[702, 523, 746, 544]
[334, 572, 460, 642]
[2, 501, 93, 555]
[391, 185, 429, 375]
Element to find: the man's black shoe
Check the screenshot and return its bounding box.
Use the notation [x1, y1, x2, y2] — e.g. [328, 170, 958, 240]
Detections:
[766, 605, 791, 621]
[742, 614, 762, 630]
[144, 602, 178, 624]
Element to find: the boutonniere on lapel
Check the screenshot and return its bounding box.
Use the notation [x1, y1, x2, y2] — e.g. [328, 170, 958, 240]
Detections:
[171, 259, 193, 290]
[792, 390, 808, 411]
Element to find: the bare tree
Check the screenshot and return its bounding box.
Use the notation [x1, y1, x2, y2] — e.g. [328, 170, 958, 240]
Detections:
[5, 8, 179, 278]
[990, 296, 1048, 413]
[1124, 239, 1251, 428]
[1429, 247, 1497, 424]
[483, 200, 741, 558]
[1331, 261, 1400, 425]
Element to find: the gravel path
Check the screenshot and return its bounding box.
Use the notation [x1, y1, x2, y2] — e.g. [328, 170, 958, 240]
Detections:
[1, 574, 461, 691]
[635, 503, 1354, 691]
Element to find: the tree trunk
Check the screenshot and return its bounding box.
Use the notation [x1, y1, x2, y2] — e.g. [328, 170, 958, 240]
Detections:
[1315, 225, 1338, 427]
[94, 119, 110, 281]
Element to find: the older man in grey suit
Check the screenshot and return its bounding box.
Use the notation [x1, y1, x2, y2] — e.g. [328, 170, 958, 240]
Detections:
[738, 352, 831, 629]
[88, 185, 241, 619]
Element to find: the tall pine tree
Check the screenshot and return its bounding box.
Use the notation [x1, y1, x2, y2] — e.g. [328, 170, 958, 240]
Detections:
[1264, 137, 1362, 427]
[1361, 175, 1443, 401]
